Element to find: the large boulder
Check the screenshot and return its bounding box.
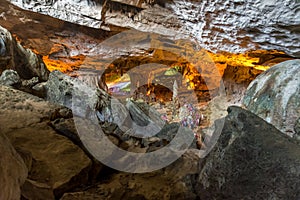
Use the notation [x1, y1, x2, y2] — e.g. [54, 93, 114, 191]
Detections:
[0, 26, 49, 81]
[243, 59, 300, 138]
[0, 85, 93, 199]
[0, 133, 28, 200]
[196, 106, 300, 199]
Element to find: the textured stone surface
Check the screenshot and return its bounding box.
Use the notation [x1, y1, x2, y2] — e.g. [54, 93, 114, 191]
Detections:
[8, 0, 300, 57]
[0, 25, 49, 81]
[0, 69, 21, 86]
[0, 85, 92, 199]
[197, 106, 300, 199]
[0, 133, 28, 200]
[243, 60, 300, 137]
[60, 149, 200, 200]
[170, 0, 300, 57]
[45, 70, 110, 120]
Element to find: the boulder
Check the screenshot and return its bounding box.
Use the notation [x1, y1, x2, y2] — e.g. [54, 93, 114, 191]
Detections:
[0, 69, 21, 86]
[0, 133, 28, 200]
[243, 59, 300, 137]
[0, 26, 49, 81]
[196, 106, 300, 199]
[0, 85, 93, 199]
[45, 70, 108, 112]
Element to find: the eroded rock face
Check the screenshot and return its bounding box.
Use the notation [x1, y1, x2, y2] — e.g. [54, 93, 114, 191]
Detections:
[0, 85, 93, 199]
[0, 26, 49, 81]
[9, 0, 300, 57]
[0, 133, 28, 200]
[197, 106, 300, 199]
[243, 59, 300, 138]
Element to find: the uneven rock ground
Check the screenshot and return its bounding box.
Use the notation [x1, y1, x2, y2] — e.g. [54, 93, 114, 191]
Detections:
[0, 83, 201, 199]
[61, 149, 200, 200]
[1, 80, 300, 199]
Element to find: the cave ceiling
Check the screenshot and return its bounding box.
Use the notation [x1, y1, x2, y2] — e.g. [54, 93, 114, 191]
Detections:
[6, 0, 300, 57]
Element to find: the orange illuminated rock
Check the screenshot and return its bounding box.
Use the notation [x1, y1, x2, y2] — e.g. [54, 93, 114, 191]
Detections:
[42, 55, 85, 73]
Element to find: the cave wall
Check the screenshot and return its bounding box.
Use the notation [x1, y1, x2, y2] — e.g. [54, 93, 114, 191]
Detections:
[8, 0, 300, 57]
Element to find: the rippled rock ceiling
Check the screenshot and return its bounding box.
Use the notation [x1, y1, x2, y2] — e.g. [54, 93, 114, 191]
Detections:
[8, 0, 300, 57]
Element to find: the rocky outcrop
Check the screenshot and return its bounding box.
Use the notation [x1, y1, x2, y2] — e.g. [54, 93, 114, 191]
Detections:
[9, 0, 300, 57]
[243, 60, 300, 138]
[197, 106, 300, 199]
[0, 85, 93, 199]
[0, 26, 49, 81]
[0, 133, 28, 200]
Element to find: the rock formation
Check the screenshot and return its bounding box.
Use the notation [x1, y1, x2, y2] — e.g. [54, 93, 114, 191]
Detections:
[0, 133, 27, 200]
[0, 1, 299, 199]
[0, 69, 21, 86]
[0, 85, 93, 199]
[197, 106, 300, 200]
[0, 26, 49, 81]
[61, 149, 200, 200]
[243, 59, 300, 138]
[8, 0, 300, 57]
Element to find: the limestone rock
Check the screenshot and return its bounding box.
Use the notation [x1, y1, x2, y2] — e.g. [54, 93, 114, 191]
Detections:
[0, 133, 28, 200]
[21, 77, 39, 88]
[45, 70, 75, 109]
[123, 100, 165, 137]
[0, 69, 21, 86]
[0, 85, 92, 199]
[32, 82, 47, 98]
[0, 26, 49, 81]
[170, 0, 300, 57]
[45, 70, 108, 113]
[243, 60, 300, 137]
[60, 149, 200, 200]
[196, 106, 300, 199]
